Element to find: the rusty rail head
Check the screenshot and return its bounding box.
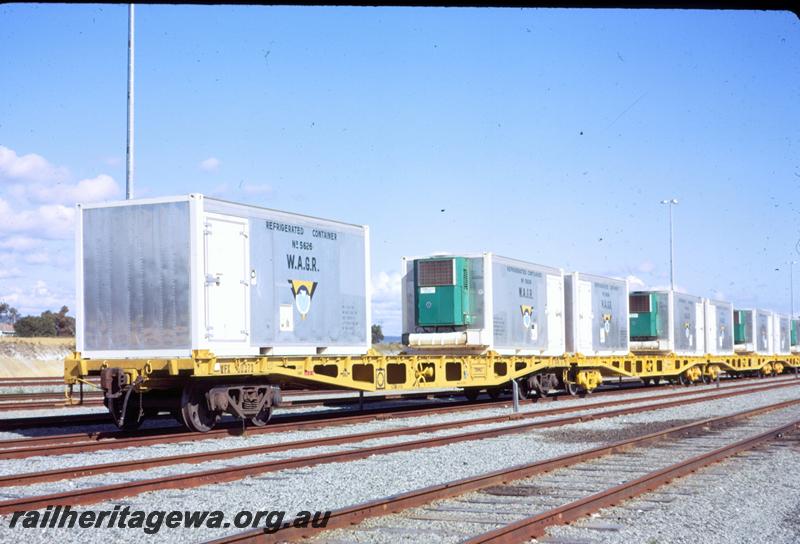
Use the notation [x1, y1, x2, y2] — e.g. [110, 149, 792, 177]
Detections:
[1, 375, 794, 461]
[205, 397, 800, 544]
[0, 380, 797, 495]
[464, 420, 800, 543]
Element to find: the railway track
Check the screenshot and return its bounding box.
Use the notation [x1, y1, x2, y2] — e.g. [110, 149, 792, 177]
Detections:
[0, 378, 775, 432]
[0, 378, 796, 515]
[0, 387, 465, 414]
[205, 397, 800, 543]
[0, 376, 792, 459]
[0, 379, 800, 460]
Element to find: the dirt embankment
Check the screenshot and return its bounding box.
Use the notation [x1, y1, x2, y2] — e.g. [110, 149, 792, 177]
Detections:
[0, 337, 74, 378]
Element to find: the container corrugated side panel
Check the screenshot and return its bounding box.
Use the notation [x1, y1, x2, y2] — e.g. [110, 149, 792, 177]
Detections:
[490, 255, 564, 356]
[564, 274, 576, 353]
[400, 258, 417, 335]
[80, 199, 192, 354]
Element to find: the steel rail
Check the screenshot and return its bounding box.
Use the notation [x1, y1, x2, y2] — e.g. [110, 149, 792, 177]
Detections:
[0, 381, 797, 514]
[205, 398, 800, 543]
[0, 389, 447, 413]
[466, 420, 800, 543]
[0, 397, 516, 458]
[0, 376, 791, 460]
[2, 379, 795, 485]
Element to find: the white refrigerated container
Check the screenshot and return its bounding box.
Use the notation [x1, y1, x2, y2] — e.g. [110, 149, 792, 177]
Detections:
[564, 272, 629, 356]
[401, 253, 565, 356]
[77, 194, 370, 359]
[703, 298, 734, 356]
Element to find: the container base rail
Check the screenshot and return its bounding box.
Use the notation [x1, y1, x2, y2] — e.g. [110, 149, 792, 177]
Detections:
[63, 350, 800, 432]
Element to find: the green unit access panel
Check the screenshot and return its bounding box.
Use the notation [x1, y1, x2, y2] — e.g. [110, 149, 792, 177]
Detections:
[629, 292, 659, 339]
[414, 257, 474, 327]
[792, 319, 799, 346]
[734, 311, 748, 344]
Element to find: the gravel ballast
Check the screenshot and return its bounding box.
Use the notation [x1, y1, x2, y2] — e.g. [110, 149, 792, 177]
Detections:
[0, 380, 799, 543]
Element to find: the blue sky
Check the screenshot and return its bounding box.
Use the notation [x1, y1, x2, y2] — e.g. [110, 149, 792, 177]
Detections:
[0, 5, 798, 334]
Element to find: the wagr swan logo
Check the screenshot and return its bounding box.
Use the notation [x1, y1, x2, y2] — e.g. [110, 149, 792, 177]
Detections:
[520, 305, 533, 329]
[289, 280, 318, 320]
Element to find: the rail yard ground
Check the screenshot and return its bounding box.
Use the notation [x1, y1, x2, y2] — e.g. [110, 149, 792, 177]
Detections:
[0, 342, 798, 544]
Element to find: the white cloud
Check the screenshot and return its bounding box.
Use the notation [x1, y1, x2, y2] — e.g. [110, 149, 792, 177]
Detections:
[200, 157, 221, 171]
[626, 274, 646, 289]
[24, 252, 50, 265]
[0, 236, 41, 251]
[21, 174, 120, 205]
[0, 145, 68, 183]
[0, 198, 76, 239]
[371, 271, 402, 335]
[0, 267, 22, 279]
[0, 280, 69, 314]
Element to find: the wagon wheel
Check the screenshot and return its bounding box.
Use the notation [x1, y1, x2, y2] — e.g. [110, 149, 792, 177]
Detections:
[180, 384, 222, 433]
[652, 377, 661, 386]
[678, 372, 691, 386]
[249, 406, 274, 427]
[463, 388, 481, 402]
[641, 377, 653, 386]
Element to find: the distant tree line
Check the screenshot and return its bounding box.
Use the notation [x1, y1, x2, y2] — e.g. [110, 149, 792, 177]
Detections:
[0, 303, 75, 337]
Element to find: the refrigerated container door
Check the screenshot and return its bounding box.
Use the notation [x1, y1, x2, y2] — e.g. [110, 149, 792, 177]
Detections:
[204, 213, 250, 343]
[695, 302, 704, 353]
[706, 304, 716, 351]
[546, 274, 563, 352]
[578, 280, 593, 352]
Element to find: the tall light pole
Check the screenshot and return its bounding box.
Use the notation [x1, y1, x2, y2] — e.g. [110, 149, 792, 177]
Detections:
[126, 4, 135, 200]
[660, 199, 679, 291]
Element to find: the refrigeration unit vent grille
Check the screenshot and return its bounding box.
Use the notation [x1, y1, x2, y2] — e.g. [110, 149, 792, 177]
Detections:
[629, 294, 651, 313]
[418, 260, 455, 287]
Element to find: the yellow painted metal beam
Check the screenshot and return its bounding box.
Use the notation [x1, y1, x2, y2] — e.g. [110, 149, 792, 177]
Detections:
[63, 350, 800, 393]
